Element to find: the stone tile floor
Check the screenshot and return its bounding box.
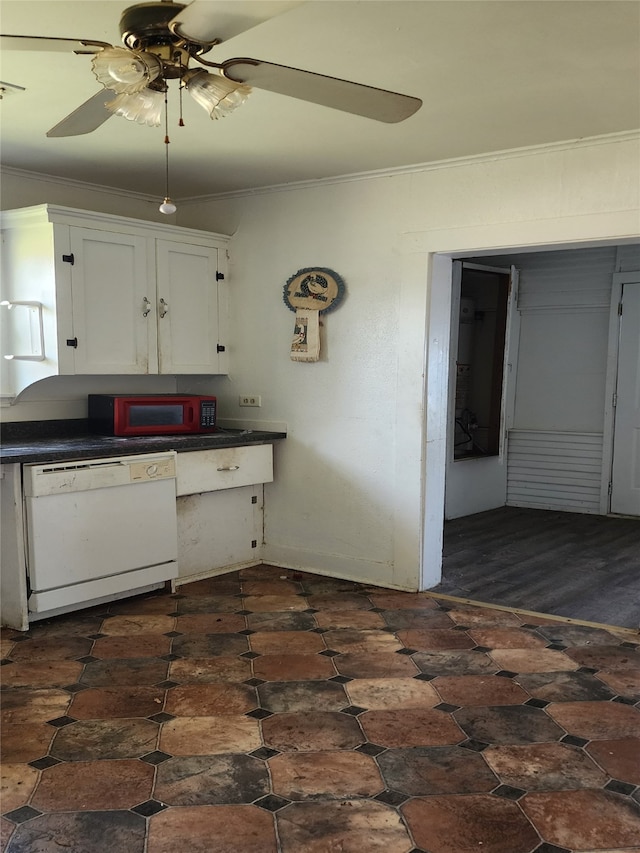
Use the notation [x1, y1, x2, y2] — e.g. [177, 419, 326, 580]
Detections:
[1, 564, 639, 853]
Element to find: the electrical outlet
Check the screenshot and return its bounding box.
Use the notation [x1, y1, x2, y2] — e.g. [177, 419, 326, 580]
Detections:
[239, 395, 261, 407]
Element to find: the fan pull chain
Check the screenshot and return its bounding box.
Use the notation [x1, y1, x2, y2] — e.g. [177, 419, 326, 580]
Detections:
[159, 87, 176, 215]
[164, 85, 170, 147]
[179, 58, 185, 127]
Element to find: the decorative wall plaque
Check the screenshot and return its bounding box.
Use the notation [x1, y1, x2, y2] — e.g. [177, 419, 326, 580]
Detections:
[283, 267, 346, 362]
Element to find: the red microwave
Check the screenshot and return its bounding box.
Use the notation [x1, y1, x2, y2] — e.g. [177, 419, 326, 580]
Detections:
[88, 394, 217, 436]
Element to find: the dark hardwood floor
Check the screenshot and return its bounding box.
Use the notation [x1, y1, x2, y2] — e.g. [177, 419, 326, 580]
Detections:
[435, 506, 640, 630]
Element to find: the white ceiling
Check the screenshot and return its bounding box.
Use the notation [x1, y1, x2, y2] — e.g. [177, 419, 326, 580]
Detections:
[1, 0, 639, 198]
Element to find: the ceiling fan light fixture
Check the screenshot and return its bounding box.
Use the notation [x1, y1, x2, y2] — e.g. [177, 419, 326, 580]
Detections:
[106, 88, 165, 126]
[185, 69, 251, 120]
[159, 197, 177, 215]
[92, 46, 161, 94]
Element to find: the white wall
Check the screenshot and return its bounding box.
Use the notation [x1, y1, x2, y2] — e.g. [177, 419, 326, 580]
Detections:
[177, 135, 640, 589]
[2, 135, 639, 590]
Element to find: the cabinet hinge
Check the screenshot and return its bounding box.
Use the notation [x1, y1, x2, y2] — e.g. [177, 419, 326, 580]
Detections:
[217, 344, 226, 353]
[618, 301, 623, 315]
[608, 481, 613, 496]
[251, 495, 258, 504]
[216, 271, 225, 281]
[612, 392, 617, 408]
[66, 337, 78, 348]
[251, 539, 258, 548]
[62, 253, 75, 265]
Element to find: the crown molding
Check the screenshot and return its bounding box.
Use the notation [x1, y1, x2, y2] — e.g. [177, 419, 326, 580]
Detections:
[180, 129, 640, 204]
[0, 165, 157, 203]
[2, 129, 638, 206]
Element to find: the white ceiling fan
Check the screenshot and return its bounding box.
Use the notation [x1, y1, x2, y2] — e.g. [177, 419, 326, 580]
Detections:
[0, 0, 423, 139]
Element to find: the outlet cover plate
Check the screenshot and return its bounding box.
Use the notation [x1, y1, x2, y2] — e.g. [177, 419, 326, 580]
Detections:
[239, 395, 261, 407]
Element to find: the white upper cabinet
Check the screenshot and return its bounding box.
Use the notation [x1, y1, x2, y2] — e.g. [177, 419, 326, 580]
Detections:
[0, 205, 230, 399]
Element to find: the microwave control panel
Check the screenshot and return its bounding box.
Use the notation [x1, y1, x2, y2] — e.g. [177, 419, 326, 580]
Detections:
[200, 399, 217, 428]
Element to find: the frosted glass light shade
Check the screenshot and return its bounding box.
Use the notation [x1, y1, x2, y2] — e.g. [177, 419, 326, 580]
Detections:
[92, 47, 161, 94]
[159, 198, 177, 215]
[106, 89, 165, 126]
[185, 70, 251, 120]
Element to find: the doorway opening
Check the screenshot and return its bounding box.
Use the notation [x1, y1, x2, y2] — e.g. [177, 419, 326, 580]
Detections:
[429, 242, 640, 628]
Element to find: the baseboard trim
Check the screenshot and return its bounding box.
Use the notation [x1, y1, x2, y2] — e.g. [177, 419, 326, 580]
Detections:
[262, 543, 417, 591]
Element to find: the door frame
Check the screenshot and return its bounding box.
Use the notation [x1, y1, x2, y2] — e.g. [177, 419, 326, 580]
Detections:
[602, 272, 640, 514]
[445, 261, 518, 520]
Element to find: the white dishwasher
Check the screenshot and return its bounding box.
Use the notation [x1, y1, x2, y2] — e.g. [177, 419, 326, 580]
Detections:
[23, 451, 178, 618]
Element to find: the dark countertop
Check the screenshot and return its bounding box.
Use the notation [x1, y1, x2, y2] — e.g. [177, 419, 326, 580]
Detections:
[0, 421, 286, 464]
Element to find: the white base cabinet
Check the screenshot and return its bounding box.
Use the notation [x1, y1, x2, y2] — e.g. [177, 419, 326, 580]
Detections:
[0, 205, 230, 401]
[0, 443, 279, 629]
[176, 445, 274, 582]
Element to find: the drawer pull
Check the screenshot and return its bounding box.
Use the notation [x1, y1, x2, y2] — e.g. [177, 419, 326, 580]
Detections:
[217, 465, 240, 471]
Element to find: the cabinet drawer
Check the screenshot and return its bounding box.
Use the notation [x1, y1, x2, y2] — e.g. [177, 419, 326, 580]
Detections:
[176, 445, 273, 495]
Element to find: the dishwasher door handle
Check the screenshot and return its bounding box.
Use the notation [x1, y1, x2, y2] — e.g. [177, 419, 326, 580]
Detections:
[42, 460, 123, 474]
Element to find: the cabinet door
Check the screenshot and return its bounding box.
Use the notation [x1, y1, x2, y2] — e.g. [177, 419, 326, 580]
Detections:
[156, 240, 223, 374]
[177, 485, 263, 578]
[69, 227, 156, 374]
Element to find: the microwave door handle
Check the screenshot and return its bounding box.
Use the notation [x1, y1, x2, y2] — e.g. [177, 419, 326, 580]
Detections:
[185, 405, 196, 427]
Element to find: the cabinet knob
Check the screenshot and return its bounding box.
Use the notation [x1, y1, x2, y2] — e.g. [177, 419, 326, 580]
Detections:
[142, 297, 151, 317]
[159, 298, 169, 318]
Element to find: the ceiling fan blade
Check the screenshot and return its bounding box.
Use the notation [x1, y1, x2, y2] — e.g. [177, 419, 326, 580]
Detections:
[222, 58, 422, 123]
[46, 89, 117, 138]
[169, 1, 302, 44]
[0, 80, 26, 98]
[0, 34, 110, 54]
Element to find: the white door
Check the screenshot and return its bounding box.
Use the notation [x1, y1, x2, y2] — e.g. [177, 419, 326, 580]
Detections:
[69, 227, 155, 373]
[445, 262, 519, 519]
[610, 280, 640, 516]
[156, 240, 222, 374]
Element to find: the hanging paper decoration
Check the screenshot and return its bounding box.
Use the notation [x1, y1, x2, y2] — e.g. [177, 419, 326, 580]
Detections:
[283, 267, 346, 362]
